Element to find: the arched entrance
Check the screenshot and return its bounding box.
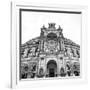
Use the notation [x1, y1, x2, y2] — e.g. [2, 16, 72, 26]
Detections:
[47, 60, 57, 77]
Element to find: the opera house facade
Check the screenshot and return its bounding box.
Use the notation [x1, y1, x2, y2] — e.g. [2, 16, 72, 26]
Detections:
[20, 23, 80, 79]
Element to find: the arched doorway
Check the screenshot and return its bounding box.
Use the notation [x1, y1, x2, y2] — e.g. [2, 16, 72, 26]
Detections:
[47, 60, 57, 77]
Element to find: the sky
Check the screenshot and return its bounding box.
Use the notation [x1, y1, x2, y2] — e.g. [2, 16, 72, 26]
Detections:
[22, 11, 81, 45]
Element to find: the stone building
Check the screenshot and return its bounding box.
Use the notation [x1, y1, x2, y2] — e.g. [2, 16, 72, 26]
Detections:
[21, 23, 80, 79]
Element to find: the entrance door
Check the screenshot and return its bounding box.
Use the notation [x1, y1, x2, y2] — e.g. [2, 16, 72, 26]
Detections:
[49, 68, 55, 77]
[47, 60, 57, 77]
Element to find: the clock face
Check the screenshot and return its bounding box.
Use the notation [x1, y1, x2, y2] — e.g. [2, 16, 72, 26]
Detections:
[44, 40, 58, 53]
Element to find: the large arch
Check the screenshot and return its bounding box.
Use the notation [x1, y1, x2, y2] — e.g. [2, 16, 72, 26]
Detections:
[47, 60, 57, 77]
